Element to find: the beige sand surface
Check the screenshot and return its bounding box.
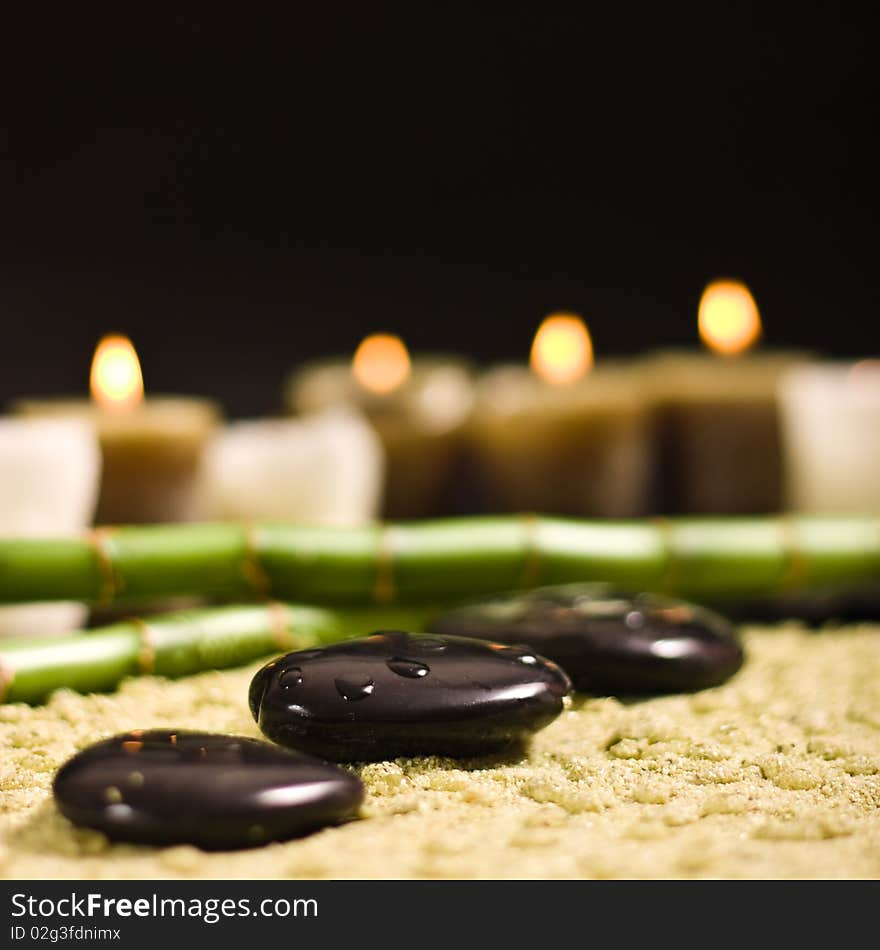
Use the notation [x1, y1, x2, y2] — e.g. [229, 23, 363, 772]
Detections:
[1, 624, 879, 879]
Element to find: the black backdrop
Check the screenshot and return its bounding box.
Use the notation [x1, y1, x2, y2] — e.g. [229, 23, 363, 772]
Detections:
[4, 7, 879, 416]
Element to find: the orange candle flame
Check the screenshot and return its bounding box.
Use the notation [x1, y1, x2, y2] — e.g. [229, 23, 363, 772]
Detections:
[530, 313, 594, 385]
[352, 334, 411, 394]
[698, 280, 762, 356]
[90, 334, 145, 412]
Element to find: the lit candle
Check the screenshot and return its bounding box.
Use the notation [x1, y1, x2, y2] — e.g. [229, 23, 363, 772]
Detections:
[0, 418, 100, 637]
[779, 360, 880, 512]
[199, 408, 384, 525]
[469, 314, 652, 517]
[18, 335, 221, 523]
[286, 335, 474, 518]
[644, 280, 808, 514]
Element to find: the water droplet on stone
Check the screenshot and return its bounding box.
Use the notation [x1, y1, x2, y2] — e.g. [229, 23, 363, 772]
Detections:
[413, 637, 447, 652]
[625, 610, 645, 629]
[387, 658, 430, 678]
[279, 667, 303, 689]
[490, 644, 535, 662]
[335, 675, 375, 701]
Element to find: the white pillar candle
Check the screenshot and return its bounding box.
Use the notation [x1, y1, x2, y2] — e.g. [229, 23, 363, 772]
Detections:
[0, 418, 101, 638]
[779, 361, 880, 512]
[199, 408, 384, 525]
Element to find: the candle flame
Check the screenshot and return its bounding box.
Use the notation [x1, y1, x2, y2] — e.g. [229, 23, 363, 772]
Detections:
[698, 280, 762, 356]
[352, 334, 411, 394]
[530, 314, 594, 385]
[90, 334, 144, 412]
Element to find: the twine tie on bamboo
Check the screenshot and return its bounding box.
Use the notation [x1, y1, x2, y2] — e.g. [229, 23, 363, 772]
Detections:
[373, 524, 397, 604]
[517, 513, 543, 589]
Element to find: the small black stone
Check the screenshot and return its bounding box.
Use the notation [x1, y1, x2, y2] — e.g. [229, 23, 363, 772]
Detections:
[250, 632, 572, 762]
[427, 584, 744, 694]
[53, 730, 363, 849]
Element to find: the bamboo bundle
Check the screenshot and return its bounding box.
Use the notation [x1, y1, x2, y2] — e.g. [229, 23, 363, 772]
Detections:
[0, 516, 878, 608]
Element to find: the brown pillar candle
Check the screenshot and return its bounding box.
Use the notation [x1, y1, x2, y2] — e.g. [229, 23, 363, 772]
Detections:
[468, 315, 653, 517]
[18, 335, 220, 524]
[643, 280, 808, 515]
[286, 334, 474, 519]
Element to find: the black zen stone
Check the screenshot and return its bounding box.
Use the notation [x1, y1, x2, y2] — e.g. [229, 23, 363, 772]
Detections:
[427, 584, 744, 694]
[249, 631, 572, 762]
[53, 730, 363, 849]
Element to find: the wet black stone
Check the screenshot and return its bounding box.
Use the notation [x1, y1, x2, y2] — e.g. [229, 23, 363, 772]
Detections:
[53, 730, 363, 849]
[427, 584, 744, 694]
[250, 632, 572, 762]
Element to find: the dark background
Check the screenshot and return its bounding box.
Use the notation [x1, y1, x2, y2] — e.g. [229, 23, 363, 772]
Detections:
[4, 7, 879, 417]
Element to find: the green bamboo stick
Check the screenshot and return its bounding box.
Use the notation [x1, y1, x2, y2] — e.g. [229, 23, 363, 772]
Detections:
[0, 603, 432, 705]
[0, 516, 878, 609]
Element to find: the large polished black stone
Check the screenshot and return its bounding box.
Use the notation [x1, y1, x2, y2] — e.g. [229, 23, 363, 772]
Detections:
[427, 584, 744, 694]
[250, 632, 572, 762]
[53, 730, 363, 849]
